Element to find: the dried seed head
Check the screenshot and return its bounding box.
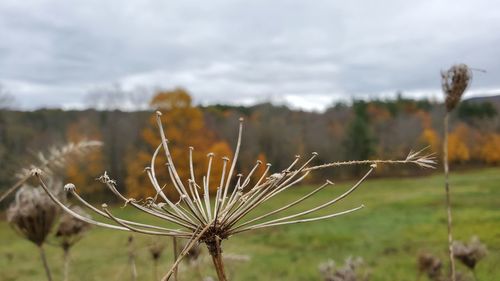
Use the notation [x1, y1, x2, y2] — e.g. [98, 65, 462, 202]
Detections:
[7, 185, 60, 246]
[417, 252, 442, 281]
[441, 64, 472, 112]
[55, 206, 92, 250]
[452, 236, 488, 270]
[148, 238, 166, 261]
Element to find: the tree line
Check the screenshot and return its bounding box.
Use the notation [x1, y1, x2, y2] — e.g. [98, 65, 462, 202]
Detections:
[0, 88, 499, 203]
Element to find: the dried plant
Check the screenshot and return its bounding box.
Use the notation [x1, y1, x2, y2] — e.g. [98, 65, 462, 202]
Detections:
[128, 235, 138, 281]
[0, 140, 101, 203]
[453, 236, 487, 280]
[441, 64, 473, 281]
[418, 253, 443, 281]
[6, 180, 62, 281]
[55, 206, 92, 281]
[149, 238, 166, 281]
[319, 257, 369, 281]
[34, 112, 435, 281]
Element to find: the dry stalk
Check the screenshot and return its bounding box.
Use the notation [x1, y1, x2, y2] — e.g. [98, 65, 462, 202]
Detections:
[55, 206, 92, 281]
[441, 64, 472, 281]
[33, 112, 435, 281]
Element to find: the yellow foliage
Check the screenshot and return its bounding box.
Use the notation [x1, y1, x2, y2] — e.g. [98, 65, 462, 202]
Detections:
[126, 89, 233, 199]
[480, 134, 500, 164]
[420, 128, 440, 155]
[447, 124, 470, 163]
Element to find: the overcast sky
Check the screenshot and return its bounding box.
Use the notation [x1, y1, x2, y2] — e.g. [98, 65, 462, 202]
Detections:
[1, 0, 499, 111]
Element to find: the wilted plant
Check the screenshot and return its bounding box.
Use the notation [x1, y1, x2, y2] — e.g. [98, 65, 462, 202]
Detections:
[6, 181, 62, 281]
[418, 252, 443, 281]
[34, 112, 435, 281]
[319, 257, 369, 281]
[453, 236, 487, 280]
[441, 64, 473, 281]
[55, 206, 92, 281]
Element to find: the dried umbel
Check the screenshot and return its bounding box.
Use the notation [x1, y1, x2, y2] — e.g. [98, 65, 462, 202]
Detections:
[55, 205, 92, 251]
[7, 183, 61, 246]
[417, 253, 443, 281]
[319, 257, 369, 281]
[452, 236, 487, 270]
[34, 112, 434, 281]
[441, 64, 472, 112]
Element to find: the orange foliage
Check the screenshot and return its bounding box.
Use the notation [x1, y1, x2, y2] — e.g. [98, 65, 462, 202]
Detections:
[126, 89, 233, 199]
[65, 119, 104, 196]
[447, 124, 470, 163]
[480, 134, 500, 164]
[420, 128, 440, 155]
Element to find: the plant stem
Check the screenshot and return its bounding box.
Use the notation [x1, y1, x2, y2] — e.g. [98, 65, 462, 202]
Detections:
[63, 248, 70, 281]
[172, 237, 178, 281]
[209, 239, 228, 281]
[128, 236, 138, 281]
[39, 246, 53, 281]
[443, 113, 456, 281]
[153, 259, 158, 281]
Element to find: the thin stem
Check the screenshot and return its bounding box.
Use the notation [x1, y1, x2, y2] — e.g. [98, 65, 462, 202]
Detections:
[153, 259, 158, 281]
[444, 113, 456, 281]
[39, 246, 53, 281]
[63, 248, 70, 281]
[172, 237, 178, 281]
[128, 236, 138, 281]
[0, 173, 30, 202]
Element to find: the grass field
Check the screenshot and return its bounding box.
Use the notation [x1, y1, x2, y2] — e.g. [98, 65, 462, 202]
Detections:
[1, 167, 499, 281]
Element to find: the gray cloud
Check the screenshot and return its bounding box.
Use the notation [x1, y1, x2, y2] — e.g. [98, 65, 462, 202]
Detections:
[1, 0, 500, 110]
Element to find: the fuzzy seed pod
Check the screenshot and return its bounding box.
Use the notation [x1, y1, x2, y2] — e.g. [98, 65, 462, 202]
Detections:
[441, 64, 472, 112]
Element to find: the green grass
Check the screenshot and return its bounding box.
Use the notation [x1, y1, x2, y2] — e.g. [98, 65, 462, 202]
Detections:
[1, 168, 499, 281]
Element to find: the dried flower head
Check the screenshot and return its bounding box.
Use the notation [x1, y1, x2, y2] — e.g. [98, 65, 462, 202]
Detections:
[417, 252, 442, 281]
[7, 183, 61, 246]
[452, 236, 488, 270]
[55, 206, 92, 251]
[35, 113, 435, 281]
[149, 238, 166, 261]
[441, 64, 472, 112]
[319, 257, 368, 281]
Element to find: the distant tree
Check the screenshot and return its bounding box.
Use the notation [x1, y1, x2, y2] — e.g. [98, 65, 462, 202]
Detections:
[125, 88, 233, 199]
[457, 101, 497, 121]
[480, 133, 500, 164]
[65, 118, 105, 198]
[343, 101, 376, 166]
[447, 124, 470, 163]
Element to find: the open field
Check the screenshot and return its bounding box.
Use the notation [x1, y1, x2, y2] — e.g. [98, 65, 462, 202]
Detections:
[1, 167, 499, 281]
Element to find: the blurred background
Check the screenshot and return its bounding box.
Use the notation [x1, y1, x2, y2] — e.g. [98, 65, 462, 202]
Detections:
[0, 1, 499, 280]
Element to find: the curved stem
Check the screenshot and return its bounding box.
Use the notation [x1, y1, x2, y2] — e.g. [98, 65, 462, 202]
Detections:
[39, 246, 53, 281]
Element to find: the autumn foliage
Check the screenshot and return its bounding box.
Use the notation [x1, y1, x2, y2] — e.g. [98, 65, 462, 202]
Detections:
[125, 89, 233, 199]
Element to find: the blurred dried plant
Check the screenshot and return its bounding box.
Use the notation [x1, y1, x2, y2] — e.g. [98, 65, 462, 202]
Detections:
[128, 235, 138, 281]
[34, 112, 435, 281]
[319, 257, 369, 281]
[6, 181, 62, 281]
[441, 64, 473, 281]
[0, 140, 101, 203]
[55, 206, 92, 281]
[149, 238, 166, 281]
[418, 252, 443, 281]
[453, 236, 487, 278]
